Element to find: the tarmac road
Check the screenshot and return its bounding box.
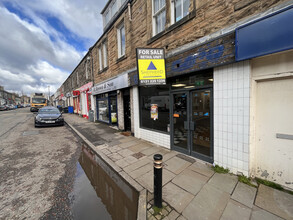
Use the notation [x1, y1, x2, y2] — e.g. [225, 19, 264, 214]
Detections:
[0, 108, 81, 219]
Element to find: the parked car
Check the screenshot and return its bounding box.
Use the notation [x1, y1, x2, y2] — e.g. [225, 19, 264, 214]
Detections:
[0, 105, 7, 111]
[35, 106, 64, 127]
[7, 104, 15, 110]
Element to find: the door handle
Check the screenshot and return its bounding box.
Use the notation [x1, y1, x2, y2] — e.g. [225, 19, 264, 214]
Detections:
[184, 121, 188, 130]
[190, 121, 195, 131]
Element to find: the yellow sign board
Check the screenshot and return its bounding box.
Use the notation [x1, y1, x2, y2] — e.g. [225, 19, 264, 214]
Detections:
[136, 48, 166, 85]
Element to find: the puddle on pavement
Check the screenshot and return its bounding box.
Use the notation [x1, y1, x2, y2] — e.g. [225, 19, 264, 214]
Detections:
[69, 145, 139, 220]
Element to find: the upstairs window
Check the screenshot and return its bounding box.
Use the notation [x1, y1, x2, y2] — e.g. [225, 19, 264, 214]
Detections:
[103, 41, 108, 68]
[98, 47, 103, 71]
[117, 23, 125, 58]
[174, 0, 189, 22]
[105, 9, 110, 25]
[111, 0, 118, 16]
[102, 0, 127, 28]
[153, 0, 166, 36]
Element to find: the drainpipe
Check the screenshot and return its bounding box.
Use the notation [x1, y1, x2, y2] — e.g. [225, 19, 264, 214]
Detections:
[128, 2, 132, 21]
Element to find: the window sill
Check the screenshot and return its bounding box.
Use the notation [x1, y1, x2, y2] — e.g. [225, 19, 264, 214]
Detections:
[98, 66, 108, 74]
[139, 126, 170, 135]
[116, 55, 127, 63]
[147, 11, 196, 45]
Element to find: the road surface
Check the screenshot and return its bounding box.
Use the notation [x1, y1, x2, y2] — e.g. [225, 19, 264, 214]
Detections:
[0, 108, 81, 219]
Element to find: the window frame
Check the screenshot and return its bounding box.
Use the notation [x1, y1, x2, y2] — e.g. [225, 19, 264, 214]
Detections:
[98, 46, 103, 71]
[117, 22, 125, 58]
[152, 0, 166, 36]
[139, 84, 171, 134]
[171, 0, 189, 24]
[102, 0, 127, 28]
[103, 41, 108, 68]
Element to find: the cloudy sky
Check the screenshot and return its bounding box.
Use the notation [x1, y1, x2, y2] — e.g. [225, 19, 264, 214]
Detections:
[0, 0, 107, 96]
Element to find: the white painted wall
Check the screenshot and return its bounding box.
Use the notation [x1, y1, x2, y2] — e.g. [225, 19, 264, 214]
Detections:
[132, 86, 170, 149]
[251, 50, 293, 189]
[213, 61, 251, 176]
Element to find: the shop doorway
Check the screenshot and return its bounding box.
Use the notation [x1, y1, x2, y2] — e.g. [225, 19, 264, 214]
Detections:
[123, 90, 131, 131]
[171, 88, 213, 163]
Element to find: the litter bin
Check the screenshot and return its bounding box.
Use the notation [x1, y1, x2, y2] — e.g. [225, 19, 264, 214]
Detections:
[89, 110, 94, 122]
[63, 107, 68, 113]
[68, 106, 74, 114]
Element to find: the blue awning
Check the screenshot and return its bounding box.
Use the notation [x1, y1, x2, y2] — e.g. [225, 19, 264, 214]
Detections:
[236, 6, 293, 61]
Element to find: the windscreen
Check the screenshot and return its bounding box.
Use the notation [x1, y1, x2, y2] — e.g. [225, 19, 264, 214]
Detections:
[39, 108, 60, 114]
[32, 98, 46, 104]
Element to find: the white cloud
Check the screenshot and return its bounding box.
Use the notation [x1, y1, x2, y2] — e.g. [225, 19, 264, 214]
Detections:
[0, 0, 107, 96]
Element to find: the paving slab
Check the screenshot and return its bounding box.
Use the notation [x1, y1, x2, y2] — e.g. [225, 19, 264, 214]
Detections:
[164, 210, 180, 220]
[123, 155, 139, 164]
[162, 182, 194, 213]
[220, 200, 251, 220]
[231, 182, 257, 208]
[115, 158, 130, 168]
[136, 169, 176, 193]
[182, 184, 230, 220]
[208, 173, 238, 194]
[129, 163, 152, 179]
[128, 143, 151, 153]
[188, 161, 215, 178]
[107, 145, 122, 153]
[255, 184, 293, 220]
[176, 215, 187, 220]
[172, 169, 209, 195]
[251, 206, 284, 220]
[119, 136, 137, 143]
[119, 140, 139, 148]
[162, 151, 178, 162]
[118, 148, 134, 157]
[140, 146, 161, 156]
[164, 156, 191, 175]
[107, 152, 123, 161]
[123, 157, 152, 173]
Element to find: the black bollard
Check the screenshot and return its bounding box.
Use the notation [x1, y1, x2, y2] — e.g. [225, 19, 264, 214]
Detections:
[153, 154, 163, 208]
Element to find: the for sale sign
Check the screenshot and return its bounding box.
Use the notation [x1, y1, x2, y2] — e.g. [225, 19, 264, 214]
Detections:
[136, 48, 166, 85]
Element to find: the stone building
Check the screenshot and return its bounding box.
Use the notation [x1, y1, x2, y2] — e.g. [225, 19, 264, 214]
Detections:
[62, 0, 293, 188]
[62, 50, 94, 118]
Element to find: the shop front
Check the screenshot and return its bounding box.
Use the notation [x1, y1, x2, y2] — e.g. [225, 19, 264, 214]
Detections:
[92, 72, 131, 128]
[72, 90, 80, 114]
[136, 34, 236, 163]
[79, 82, 93, 119]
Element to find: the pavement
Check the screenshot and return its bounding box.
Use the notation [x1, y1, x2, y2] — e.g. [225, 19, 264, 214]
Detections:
[63, 113, 293, 220]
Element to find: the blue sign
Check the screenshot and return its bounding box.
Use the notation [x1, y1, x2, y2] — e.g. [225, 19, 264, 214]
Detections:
[166, 33, 235, 77]
[236, 6, 293, 61]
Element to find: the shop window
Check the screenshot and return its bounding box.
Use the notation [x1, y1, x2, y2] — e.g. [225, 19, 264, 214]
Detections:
[117, 23, 125, 58]
[110, 96, 117, 124]
[98, 99, 109, 122]
[87, 93, 91, 111]
[152, 0, 166, 36]
[171, 71, 213, 90]
[140, 85, 170, 133]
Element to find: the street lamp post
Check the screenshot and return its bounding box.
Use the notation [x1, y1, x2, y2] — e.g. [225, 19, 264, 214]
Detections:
[48, 86, 50, 105]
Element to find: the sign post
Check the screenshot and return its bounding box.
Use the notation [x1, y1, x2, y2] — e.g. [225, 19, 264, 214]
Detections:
[136, 48, 166, 86]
